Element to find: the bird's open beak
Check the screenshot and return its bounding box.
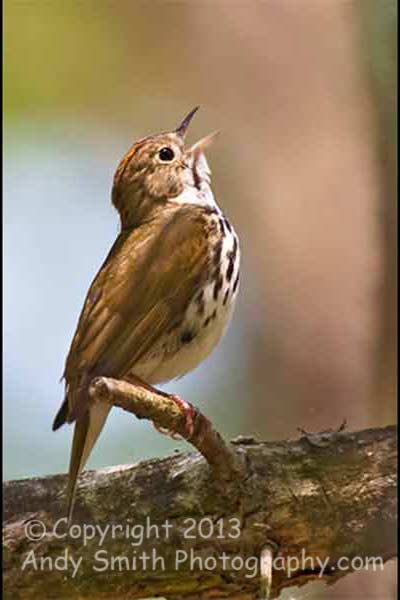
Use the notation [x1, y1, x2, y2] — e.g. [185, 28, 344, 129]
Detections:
[176, 107, 219, 164]
[189, 130, 220, 156]
[175, 106, 200, 137]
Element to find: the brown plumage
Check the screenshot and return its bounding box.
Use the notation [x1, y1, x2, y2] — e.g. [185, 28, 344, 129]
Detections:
[53, 108, 240, 521]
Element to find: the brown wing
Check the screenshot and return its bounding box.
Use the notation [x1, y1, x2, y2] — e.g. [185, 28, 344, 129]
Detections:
[64, 204, 215, 421]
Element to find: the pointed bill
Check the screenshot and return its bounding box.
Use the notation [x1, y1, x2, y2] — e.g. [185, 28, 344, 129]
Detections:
[189, 130, 220, 156]
[175, 106, 200, 137]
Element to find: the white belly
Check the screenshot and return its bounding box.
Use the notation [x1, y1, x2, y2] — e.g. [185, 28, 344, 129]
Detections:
[146, 289, 237, 384]
[135, 224, 240, 384]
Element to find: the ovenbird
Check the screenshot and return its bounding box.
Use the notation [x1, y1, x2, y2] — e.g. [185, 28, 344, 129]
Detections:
[53, 108, 240, 520]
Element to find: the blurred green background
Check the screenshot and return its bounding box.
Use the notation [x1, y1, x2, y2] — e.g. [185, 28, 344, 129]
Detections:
[4, 1, 397, 598]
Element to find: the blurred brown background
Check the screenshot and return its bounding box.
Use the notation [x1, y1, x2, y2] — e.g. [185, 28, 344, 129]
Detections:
[4, 1, 397, 598]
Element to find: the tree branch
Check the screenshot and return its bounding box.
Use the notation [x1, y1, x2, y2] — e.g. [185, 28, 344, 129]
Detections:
[89, 376, 244, 481]
[3, 379, 397, 600]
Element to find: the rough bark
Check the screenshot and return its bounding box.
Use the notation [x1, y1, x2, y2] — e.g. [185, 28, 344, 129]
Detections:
[89, 377, 244, 482]
[3, 425, 397, 600]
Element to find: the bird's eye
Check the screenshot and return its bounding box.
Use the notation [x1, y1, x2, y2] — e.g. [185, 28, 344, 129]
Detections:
[158, 147, 175, 162]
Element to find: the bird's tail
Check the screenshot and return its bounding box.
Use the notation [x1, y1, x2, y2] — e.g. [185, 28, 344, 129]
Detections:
[66, 402, 111, 524]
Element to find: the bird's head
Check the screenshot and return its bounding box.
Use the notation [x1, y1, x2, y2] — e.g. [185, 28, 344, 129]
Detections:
[112, 107, 218, 228]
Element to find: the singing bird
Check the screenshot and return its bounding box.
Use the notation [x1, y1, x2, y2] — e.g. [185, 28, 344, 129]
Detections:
[53, 108, 240, 520]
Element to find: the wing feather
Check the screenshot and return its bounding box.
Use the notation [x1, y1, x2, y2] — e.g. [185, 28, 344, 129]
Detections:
[64, 204, 214, 420]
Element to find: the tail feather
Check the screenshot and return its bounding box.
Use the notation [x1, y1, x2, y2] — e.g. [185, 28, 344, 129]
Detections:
[52, 397, 69, 431]
[66, 403, 111, 523]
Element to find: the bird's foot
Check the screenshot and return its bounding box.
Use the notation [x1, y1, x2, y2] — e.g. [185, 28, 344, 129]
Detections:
[126, 374, 195, 440]
[169, 394, 195, 439]
[153, 422, 181, 440]
[153, 394, 195, 441]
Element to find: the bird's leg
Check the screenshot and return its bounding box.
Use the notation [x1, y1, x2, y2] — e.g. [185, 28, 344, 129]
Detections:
[165, 394, 195, 440]
[123, 373, 195, 440]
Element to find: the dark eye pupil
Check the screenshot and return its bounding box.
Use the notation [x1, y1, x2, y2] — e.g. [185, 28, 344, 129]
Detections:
[159, 147, 175, 161]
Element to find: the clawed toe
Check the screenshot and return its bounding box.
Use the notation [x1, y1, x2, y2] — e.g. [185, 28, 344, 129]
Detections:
[152, 394, 195, 440]
[168, 394, 195, 439]
[153, 422, 182, 440]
